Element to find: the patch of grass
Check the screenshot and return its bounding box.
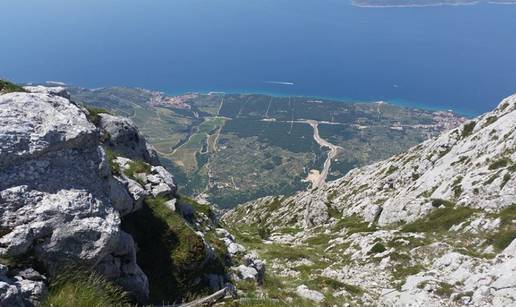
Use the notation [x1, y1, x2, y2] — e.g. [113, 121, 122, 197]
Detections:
[501, 173, 511, 188]
[483, 116, 498, 127]
[177, 194, 214, 220]
[499, 204, 516, 226]
[451, 176, 463, 198]
[124, 160, 152, 184]
[485, 204, 516, 252]
[489, 157, 512, 170]
[105, 149, 121, 175]
[42, 270, 128, 307]
[334, 215, 377, 234]
[85, 106, 111, 125]
[485, 171, 501, 185]
[401, 206, 475, 233]
[368, 242, 386, 254]
[391, 264, 425, 284]
[304, 233, 331, 246]
[121, 197, 212, 303]
[385, 165, 399, 175]
[267, 197, 283, 211]
[435, 282, 454, 297]
[275, 227, 302, 235]
[431, 199, 455, 208]
[262, 244, 311, 261]
[0, 80, 26, 94]
[488, 229, 516, 251]
[461, 121, 476, 139]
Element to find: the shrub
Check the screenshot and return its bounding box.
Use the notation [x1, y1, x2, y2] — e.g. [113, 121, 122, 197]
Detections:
[487, 229, 516, 252]
[0, 80, 26, 93]
[124, 160, 152, 184]
[368, 242, 387, 254]
[105, 149, 121, 175]
[483, 116, 498, 127]
[435, 282, 454, 297]
[431, 199, 455, 208]
[501, 173, 511, 188]
[85, 106, 111, 125]
[42, 270, 128, 307]
[461, 121, 476, 138]
[385, 165, 399, 175]
[488, 157, 512, 170]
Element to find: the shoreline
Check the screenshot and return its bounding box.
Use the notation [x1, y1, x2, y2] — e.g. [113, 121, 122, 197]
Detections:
[161, 88, 476, 118]
[38, 80, 477, 117]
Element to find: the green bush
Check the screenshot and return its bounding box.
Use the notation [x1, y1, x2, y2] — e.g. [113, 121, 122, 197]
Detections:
[85, 106, 111, 125]
[42, 270, 128, 307]
[105, 149, 121, 175]
[489, 229, 516, 251]
[488, 157, 512, 170]
[0, 80, 26, 93]
[461, 121, 476, 138]
[124, 160, 152, 183]
[368, 242, 387, 254]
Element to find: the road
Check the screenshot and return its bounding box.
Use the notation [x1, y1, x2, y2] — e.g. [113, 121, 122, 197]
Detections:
[306, 120, 342, 188]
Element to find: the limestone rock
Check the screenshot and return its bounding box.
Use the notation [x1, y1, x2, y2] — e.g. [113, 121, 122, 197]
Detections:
[296, 285, 325, 302]
[0, 91, 149, 302]
[98, 114, 160, 165]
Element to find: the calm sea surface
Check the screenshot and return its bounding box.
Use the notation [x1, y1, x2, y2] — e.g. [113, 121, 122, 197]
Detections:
[2, 0, 516, 115]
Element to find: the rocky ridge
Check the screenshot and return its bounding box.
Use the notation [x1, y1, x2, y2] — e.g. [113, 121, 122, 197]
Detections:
[0, 84, 264, 306]
[223, 95, 516, 306]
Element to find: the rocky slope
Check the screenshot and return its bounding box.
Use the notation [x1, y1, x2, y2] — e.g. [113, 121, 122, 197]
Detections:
[223, 95, 516, 306]
[0, 83, 263, 306]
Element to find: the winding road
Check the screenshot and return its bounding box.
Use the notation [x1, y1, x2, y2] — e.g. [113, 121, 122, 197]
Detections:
[306, 120, 342, 188]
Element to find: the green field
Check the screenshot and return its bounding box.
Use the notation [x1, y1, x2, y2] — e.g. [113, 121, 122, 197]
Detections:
[70, 87, 460, 208]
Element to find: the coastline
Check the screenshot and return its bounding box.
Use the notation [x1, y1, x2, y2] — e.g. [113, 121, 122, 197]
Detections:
[161, 87, 476, 118]
[35, 80, 477, 117]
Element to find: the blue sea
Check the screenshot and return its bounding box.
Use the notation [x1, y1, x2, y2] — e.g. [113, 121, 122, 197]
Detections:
[2, 0, 516, 116]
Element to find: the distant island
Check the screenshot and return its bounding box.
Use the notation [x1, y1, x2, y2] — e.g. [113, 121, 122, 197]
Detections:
[352, 0, 516, 7]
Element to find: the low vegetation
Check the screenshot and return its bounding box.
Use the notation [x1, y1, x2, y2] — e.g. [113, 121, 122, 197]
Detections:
[334, 215, 377, 234]
[121, 197, 217, 303]
[105, 149, 121, 175]
[85, 106, 111, 125]
[43, 270, 128, 307]
[124, 160, 152, 184]
[401, 204, 475, 233]
[461, 121, 476, 138]
[486, 204, 516, 251]
[0, 80, 26, 94]
[488, 157, 512, 170]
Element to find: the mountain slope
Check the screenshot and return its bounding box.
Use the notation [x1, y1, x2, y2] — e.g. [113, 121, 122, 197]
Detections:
[223, 95, 516, 306]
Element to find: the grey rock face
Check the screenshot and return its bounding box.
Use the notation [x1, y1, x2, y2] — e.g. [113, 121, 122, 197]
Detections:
[98, 114, 160, 165]
[0, 91, 149, 302]
[296, 285, 325, 302]
[22, 86, 71, 99]
[0, 265, 47, 307]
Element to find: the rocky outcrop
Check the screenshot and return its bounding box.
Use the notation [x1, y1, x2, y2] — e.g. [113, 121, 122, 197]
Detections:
[223, 95, 516, 306]
[0, 89, 160, 304]
[98, 114, 160, 165]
